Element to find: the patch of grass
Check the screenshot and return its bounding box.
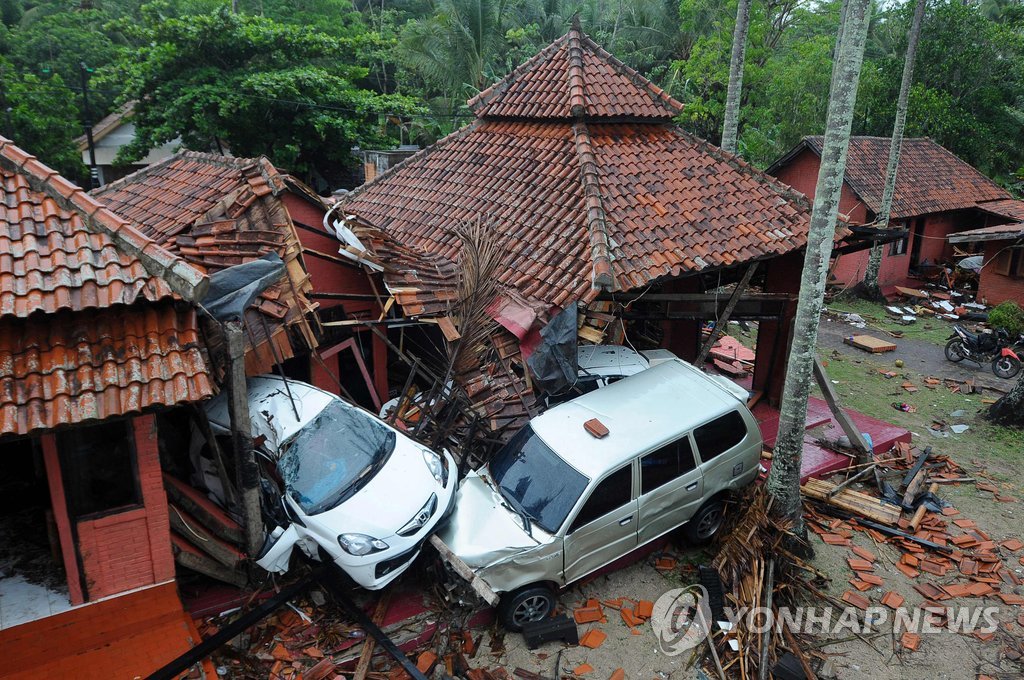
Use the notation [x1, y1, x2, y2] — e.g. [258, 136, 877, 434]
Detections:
[820, 352, 1019, 475]
[825, 297, 954, 346]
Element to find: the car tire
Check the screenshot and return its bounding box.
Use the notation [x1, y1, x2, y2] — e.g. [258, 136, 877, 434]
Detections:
[683, 499, 726, 545]
[498, 584, 557, 632]
[945, 339, 966, 362]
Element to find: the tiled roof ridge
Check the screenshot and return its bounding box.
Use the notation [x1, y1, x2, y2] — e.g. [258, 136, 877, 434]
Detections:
[573, 120, 615, 290]
[467, 36, 570, 114]
[567, 18, 587, 117]
[671, 127, 812, 211]
[577, 34, 683, 117]
[467, 23, 683, 120]
[0, 137, 208, 302]
[338, 121, 485, 205]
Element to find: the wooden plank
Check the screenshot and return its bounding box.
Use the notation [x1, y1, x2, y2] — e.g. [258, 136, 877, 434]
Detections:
[429, 535, 500, 606]
[162, 473, 245, 546]
[352, 591, 393, 680]
[844, 334, 897, 353]
[171, 534, 248, 587]
[169, 503, 246, 568]
[695, 262, 759, 365]
[893, 286, 928, 299]
[802, 478, 901, 525]
[812, 357, 872, 465]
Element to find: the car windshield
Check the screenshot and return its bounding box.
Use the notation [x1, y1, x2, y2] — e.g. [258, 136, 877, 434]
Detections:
[278, 400, 396, 515]
[489, 425, 589, 534]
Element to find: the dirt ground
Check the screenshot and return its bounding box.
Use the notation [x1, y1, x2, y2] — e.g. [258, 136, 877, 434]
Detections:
[486, 550, 707, 680]
[485, 305, 1024, 680]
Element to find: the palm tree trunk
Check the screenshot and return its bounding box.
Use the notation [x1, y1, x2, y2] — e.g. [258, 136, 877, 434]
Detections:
[720, 0, 752, 154]
[987, 372, 1024, 426]
[765, 0, 873, 529]
[862, 0, 927, 298]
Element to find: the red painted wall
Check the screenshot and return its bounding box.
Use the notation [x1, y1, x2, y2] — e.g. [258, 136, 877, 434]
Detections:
[46, 413, 174, 604]
[283, 193, 389, 401]
[978, 240, 1024, 305]
[772, 150, 982, 290]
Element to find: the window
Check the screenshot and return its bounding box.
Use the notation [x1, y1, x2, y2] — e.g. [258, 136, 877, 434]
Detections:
[58, 420, 141, 518]
[693, 411, 747, 463]
[889, 233, 908, 256]
[993, 248, 1023, 278]
[491, 425, 589, 534]
[569, 464, 632, 533]
[641, 438, 697, 494]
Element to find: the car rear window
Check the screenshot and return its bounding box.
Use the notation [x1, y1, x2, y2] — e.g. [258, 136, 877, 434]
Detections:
[693, 411, 747, 463]
[490, 425, 589, 534]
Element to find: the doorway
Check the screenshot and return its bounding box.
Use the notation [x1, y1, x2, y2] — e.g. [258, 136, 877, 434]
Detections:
[0, 436, 70, 629]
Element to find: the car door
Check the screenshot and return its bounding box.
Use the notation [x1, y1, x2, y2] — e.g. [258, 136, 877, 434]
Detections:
[637, 436, 703, 544]
[562, 463, 637, 584]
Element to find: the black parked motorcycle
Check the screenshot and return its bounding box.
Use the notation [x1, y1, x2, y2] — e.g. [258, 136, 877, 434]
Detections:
[944, 324, 1023, 379]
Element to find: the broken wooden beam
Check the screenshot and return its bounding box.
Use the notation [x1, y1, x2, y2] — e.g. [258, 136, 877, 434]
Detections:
[695, 262, 759, 366]
[812, 357, 872, 465]
[429, 535, 500, 606]
[802, 478, 901, 525]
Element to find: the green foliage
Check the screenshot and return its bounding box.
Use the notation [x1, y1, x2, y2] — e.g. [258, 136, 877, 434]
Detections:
[0, 58, 85, 181]
[105, 7, 422, 186]
[989, 301, 1024, 336]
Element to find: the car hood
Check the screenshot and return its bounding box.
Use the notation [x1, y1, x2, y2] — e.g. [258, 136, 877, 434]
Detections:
[435, 469, 542, 569]
[298, 437, 439, 539]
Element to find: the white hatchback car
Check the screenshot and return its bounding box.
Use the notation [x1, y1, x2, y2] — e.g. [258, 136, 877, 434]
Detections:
[205, 376, 457, 589]
[437, 359, 762, 630]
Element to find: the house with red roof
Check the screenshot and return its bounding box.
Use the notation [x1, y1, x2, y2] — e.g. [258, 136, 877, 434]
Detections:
[336, 23, 885, 432]
[0, 137, 215, 678]
[948, 199, 1024, 305]
[93, 151, 391, 407]
[768, 136, 1020, 292]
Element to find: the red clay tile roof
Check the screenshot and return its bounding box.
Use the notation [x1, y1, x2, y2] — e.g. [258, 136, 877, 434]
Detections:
[0, 139, 207, 309]
[977, 198, 1024, 223]
[94, 152, 323, 371]
[468, 23, 683, 120]
[341, 119, 810, 307]
[948, 222, 1024, 242]
[772, 137, 1011, 220]
[0, 138, 213, 436]
[0, 303, 212, 435]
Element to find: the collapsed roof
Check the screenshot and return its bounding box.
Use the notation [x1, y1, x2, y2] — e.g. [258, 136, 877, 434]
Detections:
[94, 152, 324, 374]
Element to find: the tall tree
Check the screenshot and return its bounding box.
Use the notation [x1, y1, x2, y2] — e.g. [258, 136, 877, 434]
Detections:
[107, 7, 421, 187]
[720, 0, 751, 154]
[765, 0, 872, 527]
[860, 0, 926, 298]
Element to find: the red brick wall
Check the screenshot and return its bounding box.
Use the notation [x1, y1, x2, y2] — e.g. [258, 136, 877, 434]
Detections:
[71, 414, 174, 601]
[978, 240, 1024, 305]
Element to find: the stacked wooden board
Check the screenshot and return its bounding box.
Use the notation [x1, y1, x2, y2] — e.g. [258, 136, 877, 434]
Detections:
[801, 477, 901, 525]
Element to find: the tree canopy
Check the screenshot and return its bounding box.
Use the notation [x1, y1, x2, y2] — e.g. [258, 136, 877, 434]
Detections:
[0, 0, 1018, 190]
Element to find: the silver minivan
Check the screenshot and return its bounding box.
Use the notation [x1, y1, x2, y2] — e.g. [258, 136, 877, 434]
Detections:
[436, 359, 763, 630]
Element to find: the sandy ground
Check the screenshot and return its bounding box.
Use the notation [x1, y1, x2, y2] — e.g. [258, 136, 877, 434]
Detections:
[482, 550, 707, 680]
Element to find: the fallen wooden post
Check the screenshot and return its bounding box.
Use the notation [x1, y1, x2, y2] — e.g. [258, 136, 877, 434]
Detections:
[695, 262, 759, 366]
[908, 483, 939, 532]
[429, 535, 500, 606]
[812, 357, 872, 465]
[826, 464, 877, 499]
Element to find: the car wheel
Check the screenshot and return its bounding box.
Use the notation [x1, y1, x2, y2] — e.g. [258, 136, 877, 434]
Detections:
[945, 339, 966, 362]
[498, 585, 557, 632]
[993, 356, 1022, 379]
[683, 499, 726, 545]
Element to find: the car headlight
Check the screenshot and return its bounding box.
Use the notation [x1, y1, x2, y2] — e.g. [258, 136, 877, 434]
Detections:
[338, 533, 389, 556]
[421, 448, 448, 485]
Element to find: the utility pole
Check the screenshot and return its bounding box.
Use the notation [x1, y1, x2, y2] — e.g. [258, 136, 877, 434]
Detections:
[79, 62, 99, 189]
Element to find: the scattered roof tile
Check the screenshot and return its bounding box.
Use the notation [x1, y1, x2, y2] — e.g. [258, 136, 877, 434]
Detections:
[770, 137, 1011, 219]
